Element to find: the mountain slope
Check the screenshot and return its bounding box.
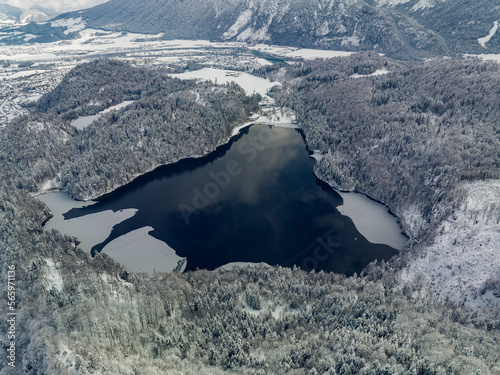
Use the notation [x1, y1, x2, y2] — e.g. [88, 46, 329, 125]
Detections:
[375, 0, 500, 54]
[0, 3, 49, 26]
[57, 0, 449, 59]
[0, 3, 23, 25]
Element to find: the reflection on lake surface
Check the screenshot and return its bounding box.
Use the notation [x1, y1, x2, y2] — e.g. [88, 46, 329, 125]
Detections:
[50, 125, 406, 275]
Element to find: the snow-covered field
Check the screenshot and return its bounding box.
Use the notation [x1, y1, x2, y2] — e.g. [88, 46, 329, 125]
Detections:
[171, 68, 281, 97]
[400, 180, 500, 309]
[70, 100, 135, 129]
[0, 67, 69, 128]
[249, 44, 354, 60]
[465, 53, 500, 63]
[350, 68, 390, 78]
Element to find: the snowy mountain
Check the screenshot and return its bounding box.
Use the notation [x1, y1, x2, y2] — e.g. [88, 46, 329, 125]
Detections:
[56, 0, 449, 59]
[20, 8, 50, 23]
[0, 3, 49, 26]
[0, 3, 22, 25]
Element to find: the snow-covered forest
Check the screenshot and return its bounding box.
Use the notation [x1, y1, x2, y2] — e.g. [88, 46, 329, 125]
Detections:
[268, 53, 500, 242]
[0, 57, 499, 374]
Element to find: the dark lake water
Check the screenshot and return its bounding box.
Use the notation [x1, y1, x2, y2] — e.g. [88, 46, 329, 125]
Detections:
[64, 125, 399, 275]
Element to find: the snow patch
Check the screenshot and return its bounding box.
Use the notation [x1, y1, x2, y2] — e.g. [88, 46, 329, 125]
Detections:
[478, 21, 499, 48]
[218, 262, 271, 271]
[255, 57, 272, 66]
[223, 9, 253, 39]
[71, 100, 135, 129]
[350, 69, 390, 78]
[0, 70, 46, 80]
[375, 0, 443, 10]
[41, 173, 62, 192]
[250, 45, 354, 60]
[170, 68, 281, 97]
[341, 35, 360, 47]
[464, 53, 500, 63]
[236, 25, 271, 42]
[317, 21, 330, 36]
[43, 259, 64, 292]
[51, 17, 86, 35]
[100, 100, 135, 114]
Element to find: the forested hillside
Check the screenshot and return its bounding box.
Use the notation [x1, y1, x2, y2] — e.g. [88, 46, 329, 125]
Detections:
[374, 0, 500, 54]
[268, 53, 500, 241]
[2, 60, 260, 200]
[1, 190, 499, 373]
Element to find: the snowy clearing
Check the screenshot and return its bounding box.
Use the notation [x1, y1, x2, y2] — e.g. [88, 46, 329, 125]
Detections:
[250, 44, 354, 60]
[71, 114, 99, 129]
[51, 17, 86, 35]
[350, 68, 390, 78]
[43, 258, 64, 292]
[70, 100, 135, 129]
[478, 20, 499, 48]
[465, 53, 500, 63]
[41, 173, 62, 191]
[400, 180, 500, 309]
[170, 68, 281, 97]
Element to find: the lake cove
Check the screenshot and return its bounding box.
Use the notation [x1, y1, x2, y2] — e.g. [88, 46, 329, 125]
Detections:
[40, 125, 407, 275]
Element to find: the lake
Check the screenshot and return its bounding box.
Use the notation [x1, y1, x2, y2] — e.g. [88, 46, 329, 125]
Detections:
[39, 125, 407, 275]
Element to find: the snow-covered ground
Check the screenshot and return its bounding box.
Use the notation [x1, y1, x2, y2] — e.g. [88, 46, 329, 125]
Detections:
[350, 68, 390, 78]
[465, 53, 500, 63]
[375, 0, 445, 11]
[217, 262, 271, 271]
[0, 67, 69, 128]
[249, 44, 354, 60]
[400, 180, 500, 309]
[478, 20, 499, 48]
[43, 258, 64, 292]
[41, 173, 62, 191]
[70, 100, 135, 129]
[51, 17, 86, 35]
[231, 110, 299, 136]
